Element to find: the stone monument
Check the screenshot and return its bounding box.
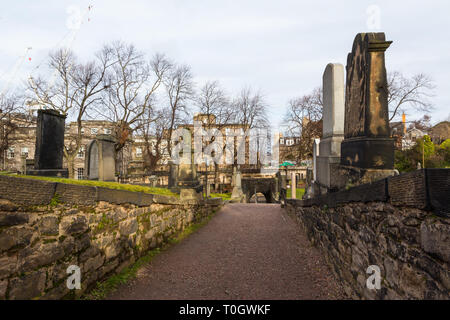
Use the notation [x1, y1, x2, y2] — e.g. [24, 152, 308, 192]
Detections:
[316, 63, 345, 193]
[28, 109, 68, 177]
[168, 159, 179, 192]
[176, 131, 203, 201]
[230, 166, 245, 203]
[291, 172, 296, 199]
[339, 32, 395, 185]
[86, 134, 116, 181]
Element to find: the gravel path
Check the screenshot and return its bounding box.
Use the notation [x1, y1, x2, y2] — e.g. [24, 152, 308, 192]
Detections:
[107, 203, 344, 300]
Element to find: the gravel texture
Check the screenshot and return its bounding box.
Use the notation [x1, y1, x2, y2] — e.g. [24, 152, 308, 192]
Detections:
[107, 203, 345, 300]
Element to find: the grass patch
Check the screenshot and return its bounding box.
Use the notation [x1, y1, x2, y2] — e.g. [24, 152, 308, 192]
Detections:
[83, 209, 218, 300]
[286, 187, 305, 199]
[209, 192, 231, 201]
[3, 173, 178, 197]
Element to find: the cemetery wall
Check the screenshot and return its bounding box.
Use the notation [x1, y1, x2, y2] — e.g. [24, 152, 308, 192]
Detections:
[0, 175, 221, 299]
[286, 169, 450, 299]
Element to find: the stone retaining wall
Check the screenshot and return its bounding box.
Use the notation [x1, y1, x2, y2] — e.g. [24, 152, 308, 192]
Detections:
[0, 175, 221, 300]
[286, 169, 450, 299]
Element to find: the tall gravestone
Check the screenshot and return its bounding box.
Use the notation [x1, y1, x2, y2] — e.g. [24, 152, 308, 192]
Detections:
[339, 33, 395, 185]
[230, 166, 245, 203]
[316, 63, 345, 192]
[176, 130, 203, 201]
[86, 134, 116, 181]
[29, 109, 68, 177]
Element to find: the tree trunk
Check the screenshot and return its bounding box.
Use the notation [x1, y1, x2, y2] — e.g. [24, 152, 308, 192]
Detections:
[67, 156, 75, 179]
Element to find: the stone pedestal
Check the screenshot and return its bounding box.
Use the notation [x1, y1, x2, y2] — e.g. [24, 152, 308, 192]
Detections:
[291, 172, 296, 199]
[339, 33, 395, 187]
[317, 63, 345, 192]
[230, 168, 245, 203]
[168, 160, 179, 192]
[177, 136, 203, 201]
[29, 109, 68, 177]
[86, 134, 116, 181]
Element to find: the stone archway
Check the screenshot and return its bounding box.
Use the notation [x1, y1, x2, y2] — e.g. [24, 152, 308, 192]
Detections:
[241, 177, 278, 203]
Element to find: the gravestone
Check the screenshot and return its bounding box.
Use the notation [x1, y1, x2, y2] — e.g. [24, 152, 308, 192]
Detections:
[291, 172, 296, 199]
[230, 166, 245, 202]
[86, 134, 116, 181]
[28, 109, 68, 177]
[168, 160, 179, 192]
[177, 130, 202, 201]
[339, 32, 395, 185]
[316, 63, 345, 192]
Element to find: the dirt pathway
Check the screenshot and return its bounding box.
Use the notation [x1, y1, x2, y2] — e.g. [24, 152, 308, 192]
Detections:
[107, 203, 344, 300]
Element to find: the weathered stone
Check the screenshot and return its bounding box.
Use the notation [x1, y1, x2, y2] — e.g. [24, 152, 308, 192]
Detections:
[0, 226, 33, 252]
[86, 135, 116, 181]
[39, 215, 59, 235]
[0, 253, 17, 278]
[79, 246, 101, 263]
[47, 256, 78, 289]
[0, 279, 7, 300]
[83, 254, 104, 272]
[0, 199, 18, 212]
[18, 242, 65, 272]
[9, 269, 46, 300]
[59, 215, 88, 235]
[0, 211, 28, 226]
[398, 264, 427, 299]
[420, 220, 450, 263]
[74, 233, 91, 252]
[119, 218, 138, 236]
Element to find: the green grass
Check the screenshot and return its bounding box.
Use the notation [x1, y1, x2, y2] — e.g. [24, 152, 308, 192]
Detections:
[83, 209, 218, 300]
[3, 173, 178, 197]
[286, 187, 305, 199]
[209, 192, 231, 201]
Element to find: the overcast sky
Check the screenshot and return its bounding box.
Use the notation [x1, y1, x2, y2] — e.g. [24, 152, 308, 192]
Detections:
[0, 0, 449, 129]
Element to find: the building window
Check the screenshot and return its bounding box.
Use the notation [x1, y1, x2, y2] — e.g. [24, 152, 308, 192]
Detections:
[81, 128, 85, 134]
[21, 147, 29, 158]
[7, 147, 14, 159]
[104, 128, 112, 134]
[77, 146, 85, 158]
[77, 168, 84, 180]
[91, 128, 98, 135]
[286, 139, 294, 146]
[136, 147, 143, 157]
[280, 138, 284, 145]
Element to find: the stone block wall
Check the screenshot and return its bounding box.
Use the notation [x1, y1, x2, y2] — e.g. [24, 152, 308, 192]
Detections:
[0, 175, 221, 300]
[286, 169, 450, 299]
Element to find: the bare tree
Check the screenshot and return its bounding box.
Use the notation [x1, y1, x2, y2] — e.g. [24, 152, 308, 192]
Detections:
[0, 93, 30, 169]
[28, 48, 113, 178]
[283, 87, 323, 161]
[195, 81, 235, 190]
[163, 63, 194, 156]
[229, 87, 269, 169]
[136, 107, 170, 174]
[232, 87, 268, 130]
[387, 71, 435, 121]
[100, 42, 171, 154]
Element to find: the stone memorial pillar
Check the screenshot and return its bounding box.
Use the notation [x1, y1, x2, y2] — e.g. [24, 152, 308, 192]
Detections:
[312, 138, 320, 181]
[29, 109, 68, 177]
[177, 130, 202, 201]
[231, 166, 245, 203]
[291, 172, 296, 199]
[339, 32, 395, 185]
[316, 63, 345, 193]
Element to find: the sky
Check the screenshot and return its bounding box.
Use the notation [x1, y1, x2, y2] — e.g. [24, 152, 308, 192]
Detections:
[0, 0, 449, 130]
